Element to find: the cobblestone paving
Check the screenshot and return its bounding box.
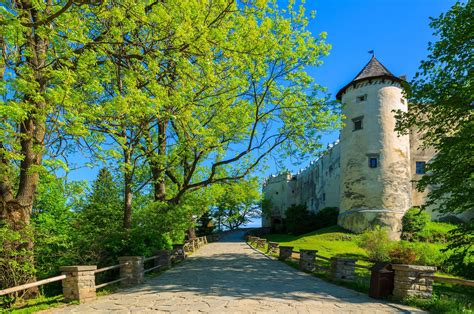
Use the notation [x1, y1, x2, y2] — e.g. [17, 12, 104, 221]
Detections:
[53, 232, 424, 313]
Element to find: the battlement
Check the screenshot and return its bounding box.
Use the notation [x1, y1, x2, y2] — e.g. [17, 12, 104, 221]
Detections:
[264, 138, 341, 186]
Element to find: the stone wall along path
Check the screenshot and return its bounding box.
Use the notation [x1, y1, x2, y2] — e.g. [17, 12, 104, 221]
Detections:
[52, 231, 424, 313]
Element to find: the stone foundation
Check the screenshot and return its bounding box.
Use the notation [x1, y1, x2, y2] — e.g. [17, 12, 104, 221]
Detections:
[338, 209, 406, 239]
[392, 264, 436, 299]
[60, 265, 97, 303]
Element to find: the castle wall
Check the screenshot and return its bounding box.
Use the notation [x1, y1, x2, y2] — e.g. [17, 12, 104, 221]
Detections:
[262, 142, 341, 229]
[409, 126, 437, 210]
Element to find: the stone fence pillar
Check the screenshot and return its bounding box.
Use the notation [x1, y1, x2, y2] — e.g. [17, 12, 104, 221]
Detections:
[172, 244, 186, 261]
[154, 250, 172, 269]
[256, 238, 267, 249]
[331, 257, 356, 281]
[60, 265, 97, 303]
[279, 246, 293, 261]
[299, 250, 317, 272]
[392, 264, 436, 299]
[267, 242, 279, 255]
[118, 256, 144, 286]
[247, 236, 256, 244]
[203, 236, 208, 244]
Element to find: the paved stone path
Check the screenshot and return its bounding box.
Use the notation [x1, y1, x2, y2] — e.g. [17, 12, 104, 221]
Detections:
[53, 232, 424, 313]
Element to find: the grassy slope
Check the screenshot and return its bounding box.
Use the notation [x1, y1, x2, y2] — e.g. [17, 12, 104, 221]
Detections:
[265, 225, 367, 259]
[265, 224, 449, 262]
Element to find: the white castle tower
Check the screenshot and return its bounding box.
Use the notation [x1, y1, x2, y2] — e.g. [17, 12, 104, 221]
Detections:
[336, 55, 412, 238]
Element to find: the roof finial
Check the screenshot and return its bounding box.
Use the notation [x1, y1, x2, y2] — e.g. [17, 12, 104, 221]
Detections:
[368, 50, 375, 57]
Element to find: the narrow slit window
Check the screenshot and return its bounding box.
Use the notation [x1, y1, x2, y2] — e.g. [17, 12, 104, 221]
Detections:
[369, 157, 378, 168]
[357, 94, 367, 102]
[352, 116, 363, 131]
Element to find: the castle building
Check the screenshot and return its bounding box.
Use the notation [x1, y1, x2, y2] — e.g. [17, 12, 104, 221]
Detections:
[262, 56, 436, 238]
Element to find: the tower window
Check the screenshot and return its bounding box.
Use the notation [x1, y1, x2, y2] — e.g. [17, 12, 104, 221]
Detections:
[322, 193, 326, 201]
[416, 161, 426, 174]
[368, 156, 378, 168]
[356, 94, 367, 102]
[352, 116, 363, 131]
[275, 191, 279, 195]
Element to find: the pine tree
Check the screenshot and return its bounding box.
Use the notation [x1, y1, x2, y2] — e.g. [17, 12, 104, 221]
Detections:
[74, 168, 123, 266]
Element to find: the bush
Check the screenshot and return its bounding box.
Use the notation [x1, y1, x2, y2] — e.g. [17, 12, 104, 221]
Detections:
[283, 205, 339, 235]
[413, 242, 445, 266]
[402, 208, 431, 240]
[389, 244, 417, 264]
[314, 207, 339, 230]
[283, 204, 317, 235]
[358, 227, 395, 262]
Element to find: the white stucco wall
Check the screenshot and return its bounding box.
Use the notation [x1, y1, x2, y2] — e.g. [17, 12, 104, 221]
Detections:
[338, 79, 412, 238]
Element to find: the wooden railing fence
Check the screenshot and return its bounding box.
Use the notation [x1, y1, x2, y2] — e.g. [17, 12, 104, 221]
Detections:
[0, 235, 216, 304]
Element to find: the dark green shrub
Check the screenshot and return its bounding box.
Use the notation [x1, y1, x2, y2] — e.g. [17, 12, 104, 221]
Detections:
[283, 204, 317, 235]
[314, 207, 339, 229]
[402, 207, 430, 240]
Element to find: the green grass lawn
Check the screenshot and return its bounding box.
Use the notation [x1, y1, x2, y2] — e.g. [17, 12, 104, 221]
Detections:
[265, 225, 368, 260]
[265, 225, 449, 263]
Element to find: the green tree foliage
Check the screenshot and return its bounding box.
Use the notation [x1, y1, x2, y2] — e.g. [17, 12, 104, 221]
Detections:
[74, 168, 124, 266]
[32, 175, 80, 279]
[196, 212, 215, 237]
[1, 0, 341, 292]
[0, 0, 96, 291]
[394, 1, 473, 275]
[213, 178, 261, 230]
[443, 220, 474, 279]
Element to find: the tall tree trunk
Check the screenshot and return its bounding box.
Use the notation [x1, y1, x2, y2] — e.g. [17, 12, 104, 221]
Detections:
[151, 119, 168, 202]
[0, 0, 48, 291]
[186, 227, 196, 239]
[123, 148, 133, 229]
